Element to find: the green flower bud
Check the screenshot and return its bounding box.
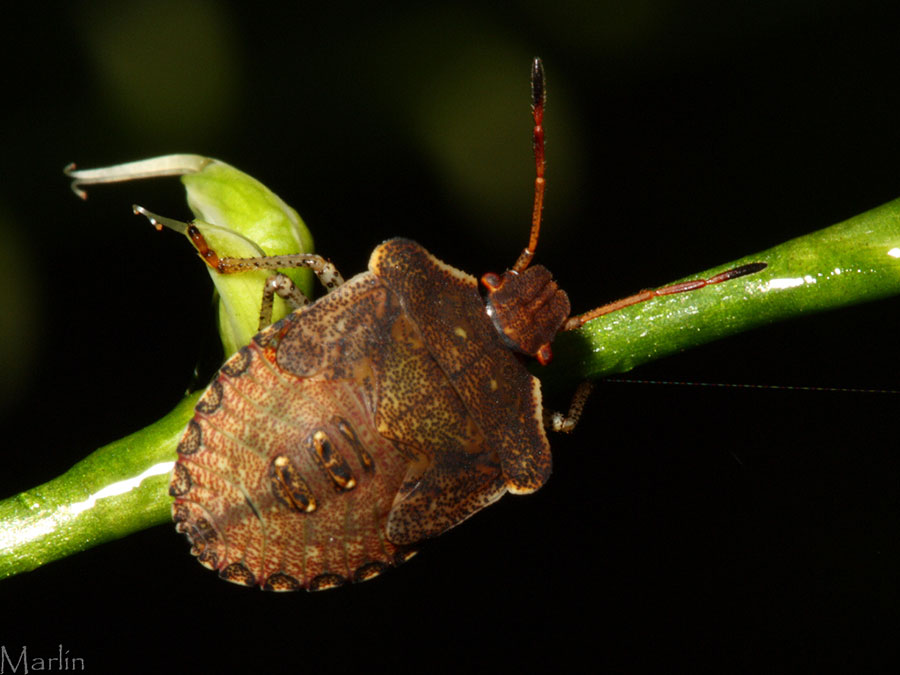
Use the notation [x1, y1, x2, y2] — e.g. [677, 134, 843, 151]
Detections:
[66, 155, 314, 356]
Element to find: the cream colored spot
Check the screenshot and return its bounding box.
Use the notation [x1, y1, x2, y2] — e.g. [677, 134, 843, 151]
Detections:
[490, 379, 498, 391]
[454, 326, 468, 339]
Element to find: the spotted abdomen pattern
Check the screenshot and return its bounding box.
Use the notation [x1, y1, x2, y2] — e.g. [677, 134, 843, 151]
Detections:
[171, 241, 554, 591]
[171, 316, 416, 591]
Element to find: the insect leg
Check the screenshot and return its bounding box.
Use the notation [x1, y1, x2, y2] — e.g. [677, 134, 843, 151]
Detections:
[185, 224, 346, 291]
[547, 381, 594, 433]
[134, 205, 346, 291]
[258, 274, 310, 328]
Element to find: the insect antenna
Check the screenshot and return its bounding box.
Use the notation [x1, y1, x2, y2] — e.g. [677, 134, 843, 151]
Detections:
[563, 262, 768, 331]
[512, 57, 547, 273]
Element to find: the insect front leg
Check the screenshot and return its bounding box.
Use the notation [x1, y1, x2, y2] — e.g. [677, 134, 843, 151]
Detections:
[184, 225, 346, 328]
[134, 205, 346, 329]
[546, 380, 594, 434]
[185, 223, 345, 291]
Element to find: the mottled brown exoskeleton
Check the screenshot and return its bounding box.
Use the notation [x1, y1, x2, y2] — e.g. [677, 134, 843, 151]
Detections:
[167, 59, 766, 591]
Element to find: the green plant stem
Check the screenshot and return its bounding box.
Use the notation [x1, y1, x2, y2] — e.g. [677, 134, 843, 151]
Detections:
[0, 393, 199, 579]
[546, 197, 900, 385]
[3, 198, 900, 580]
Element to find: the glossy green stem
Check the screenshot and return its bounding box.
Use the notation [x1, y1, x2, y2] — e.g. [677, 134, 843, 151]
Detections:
[546, 197, 900, 384]
[3, 198, 900, 581]
[0, 393, 199, 579]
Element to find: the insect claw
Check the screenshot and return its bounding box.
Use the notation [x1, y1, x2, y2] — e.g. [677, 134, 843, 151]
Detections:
[133, 204, 160, 231]
[133, 205, 189, 235]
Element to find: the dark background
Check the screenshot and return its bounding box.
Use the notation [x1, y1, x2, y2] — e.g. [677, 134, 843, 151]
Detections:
[1, 1, 898, 672]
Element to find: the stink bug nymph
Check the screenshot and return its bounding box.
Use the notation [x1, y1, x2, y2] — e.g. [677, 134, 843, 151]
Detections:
[154, 58, 766, 591]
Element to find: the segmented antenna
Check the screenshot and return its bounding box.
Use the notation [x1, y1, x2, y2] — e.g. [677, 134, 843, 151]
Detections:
[513, 57, 547, 273]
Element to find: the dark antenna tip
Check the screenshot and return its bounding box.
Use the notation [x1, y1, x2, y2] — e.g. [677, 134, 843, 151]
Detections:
[531, 57, 545, 109]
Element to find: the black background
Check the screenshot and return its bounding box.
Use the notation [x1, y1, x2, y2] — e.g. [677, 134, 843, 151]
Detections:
[1, 2, 898, 672]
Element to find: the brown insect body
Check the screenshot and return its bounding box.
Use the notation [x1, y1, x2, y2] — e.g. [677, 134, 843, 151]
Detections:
[167, 58, 766, 590]
[171, 238, 569, 590]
